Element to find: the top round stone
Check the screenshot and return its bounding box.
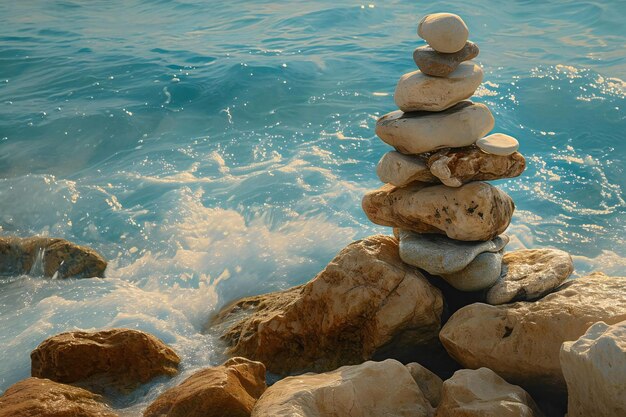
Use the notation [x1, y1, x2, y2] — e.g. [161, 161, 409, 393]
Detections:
[418, 13, 469, 53]
[476, 133, 520, 155]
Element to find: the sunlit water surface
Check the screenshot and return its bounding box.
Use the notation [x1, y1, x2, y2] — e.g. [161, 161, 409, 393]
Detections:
[0, 0, 624, 412]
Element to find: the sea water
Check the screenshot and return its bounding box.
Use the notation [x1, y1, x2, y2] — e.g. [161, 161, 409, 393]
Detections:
[0, 0, 624, 412]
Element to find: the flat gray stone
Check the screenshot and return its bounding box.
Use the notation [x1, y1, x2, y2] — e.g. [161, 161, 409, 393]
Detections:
[486, 248, 574, 305]
[413, 41, 479, 77]
[399, 230, 508, 275]
[440, 251, 504, 292]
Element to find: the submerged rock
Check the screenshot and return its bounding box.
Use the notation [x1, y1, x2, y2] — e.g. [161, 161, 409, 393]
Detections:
[440, 272, 626, 392]
[144, 357, 266, 417]
[413, 41, 479, 77]
[486, 248, 574, 305]
[376, 102, 494, 155]
[560, 320, 626, 417]
[399, 230, 508, 275]
[251, 359, 433, 417]
[0, 377, 118, 417]
[406, 362, 444, 408]
[418, 13, 469, 53]
[31, 328, 180, 393]
[212, 235, 443, 375]
[427, 146, 526, 187]
[394, 62, 483, 112]
[435, 368, 543, 417]
[440, 250, 503, 292]
[377, 151, 438, 187]
[362, 182, 515, 242]
[0, 236, 107, 278]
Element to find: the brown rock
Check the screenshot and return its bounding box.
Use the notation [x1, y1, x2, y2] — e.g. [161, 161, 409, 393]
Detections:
[212, 235, 443, 375]
[427, 146, 526, 187]
[406, 362, 444, 408]
[144, 357, 266, 417]
[31, 328, 180, 393]
[0, 377, 118, 417]
[439, 273, 626, 392]
[362, 182, 515, 242]
[413, 42, 480, 77]
[0, 236, 107, 278]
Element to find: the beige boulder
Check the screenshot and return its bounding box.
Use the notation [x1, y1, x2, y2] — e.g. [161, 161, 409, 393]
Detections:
[0, 377, 118, 417]
[439, 273, 626, 391]
[486, 249, 574, 305]
[0, 236, 107, 278]
[406, 362, 443, 407]
[251, 359, 433, 417]
[427, 146, 526, 187]
[212, 235, 443, 375]
[435, 368, 543, 417]
[31, 328, 180, 393]
[375, 102, 494, 155]
[362, 182, 514, 242]
[377, 151, 437, 187]
[144, 357, 266, 417]
[394, 62, 483, 112]
[560, 320, 626, 417]
[418, 13, 469, 53]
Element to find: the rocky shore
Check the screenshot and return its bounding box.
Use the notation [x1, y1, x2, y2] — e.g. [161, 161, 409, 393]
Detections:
[1, 12, 625, 417]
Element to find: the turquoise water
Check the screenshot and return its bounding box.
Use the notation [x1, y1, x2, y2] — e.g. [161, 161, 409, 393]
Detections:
[0, 0, 624, 410]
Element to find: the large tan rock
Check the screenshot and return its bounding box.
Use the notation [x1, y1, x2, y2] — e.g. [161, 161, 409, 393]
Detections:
[406, 362, 443, 408]
[362, 182, 514, 242]
[212, 235, 443, 375]
[418, 13, 469, 53]
[439, 273, 626, 391]
[31, 328, 180, 393]
[376, 102, 494, 155]
[0, 236, 107, 278]
[427, 146, 526, 187]
[144, 357, 266, 417]
[560, 320, 626, 417]
[486, 249, 574, 305]
[435, 368, 543, 417]
[0, 377, 118, 417]
[251, 359, 433, 417]
[394, 63, 483, 112]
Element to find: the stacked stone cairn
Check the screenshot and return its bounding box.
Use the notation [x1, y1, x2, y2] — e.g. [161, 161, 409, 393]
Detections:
[363, 12, 573, 297]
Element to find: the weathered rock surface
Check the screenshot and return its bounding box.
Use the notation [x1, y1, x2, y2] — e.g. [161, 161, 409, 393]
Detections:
[212, 235, 443, 375]
[0, 236, 107, 278]
[413, 41, 479, 77]
[406, 362, 443, 408]
[476, 133, 520, 156]
[144, 357, 266, 417]
[440, 251, 503, 292]
[418, 13, 469, 53]
[427, 146, 526, 187]
[394, 62, 483, 112]
[435, 368, 543, 417]
[399, 230, 508, 275]
[362, 182, 515, 242]
[560, 320, 626, 417]
[251, 359, 433, 417]
[0, 377, 118, 417]
[440, 272, 626, 391]
[376, 102, 494, 155]
[31, 328, 180, 393]
[486, 249, 574, 305]
[377, 151, 438, 187]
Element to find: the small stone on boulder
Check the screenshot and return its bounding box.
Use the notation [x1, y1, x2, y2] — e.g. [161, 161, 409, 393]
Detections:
[413, 41, 479, 77]
[440, 250, 504, 292]
[212, 235, 443, 375]
[394, 62, 483, 112]
[31, 328, 180, 393]
[486, 248, 574, 305]
[476, 133, 520, 156]
[406, 362, 444, 408]
[251, 359, 433, 417]
[377, 151, 438, 187]
[144, 357, 266, 417]
[376, 102, 494, 155]
[418, 13, 469, 53]
[0, 236, 107, 278]
[0, 377, 118, 417]
[435, 368, 543, 417]
[362, 182, 515, 242]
